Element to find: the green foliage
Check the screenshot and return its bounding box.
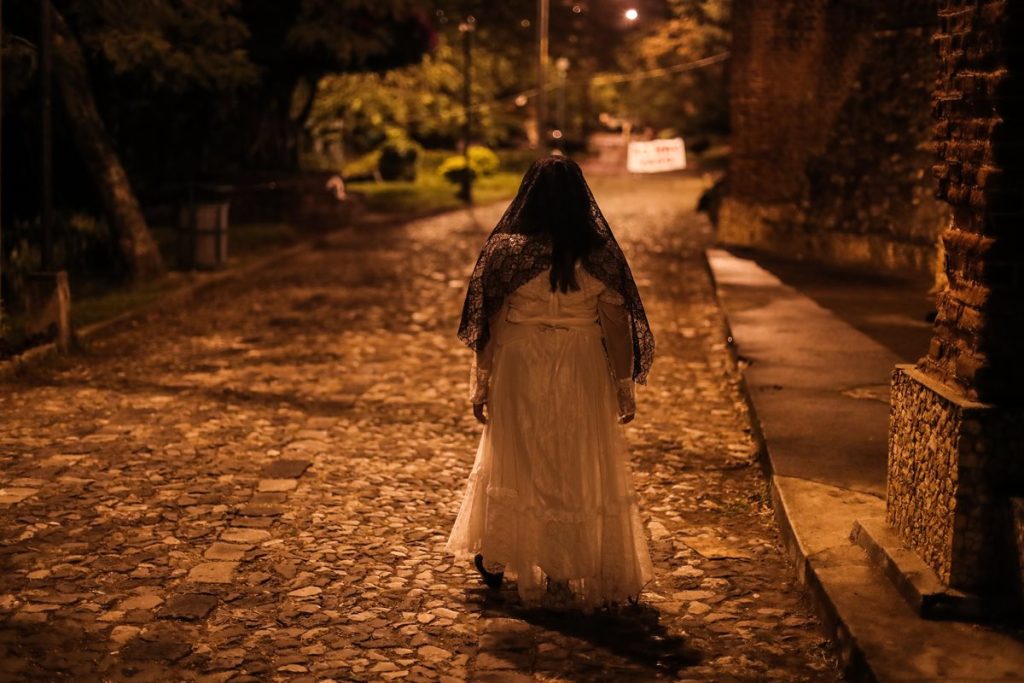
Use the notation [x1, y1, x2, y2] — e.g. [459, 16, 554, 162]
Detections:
[377, 128, 422, 181]
[263, 0, 432, 73]
[342, 150, 383, 180]
[591, 0, 731, 137]
[437, 146, 499, 185]
[310, 35, 528, 154]
[468, 146, 500, 176]
[70, 0, 259, 93]
[69, 0, 429, 92]
[0, 0, 435, 196]
[349, 169, 522, 214]
[438, 156, 475, 185]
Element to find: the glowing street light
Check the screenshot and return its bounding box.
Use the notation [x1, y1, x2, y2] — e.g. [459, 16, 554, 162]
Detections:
[624, 8, 639, 21]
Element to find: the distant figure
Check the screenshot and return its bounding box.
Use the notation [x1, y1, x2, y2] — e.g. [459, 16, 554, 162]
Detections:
[325, 175, 346, 201]
[446, 156, 655, 609]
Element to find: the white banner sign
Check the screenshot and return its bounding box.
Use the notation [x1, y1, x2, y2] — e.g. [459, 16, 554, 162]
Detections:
[627, 138, 687, 173]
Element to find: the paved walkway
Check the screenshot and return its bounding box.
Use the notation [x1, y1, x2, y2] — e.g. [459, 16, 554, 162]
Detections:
[0, 174, 837, 682]
[708, 249, 1024, 681]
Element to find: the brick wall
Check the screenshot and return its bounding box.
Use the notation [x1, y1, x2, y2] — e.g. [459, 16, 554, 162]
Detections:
[919, 0, 1024, 404]
[721, 0, 949, 277]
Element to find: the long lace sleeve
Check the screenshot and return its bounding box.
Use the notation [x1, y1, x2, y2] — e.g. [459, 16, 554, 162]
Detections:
[597, 288, 636, 420]
[469, 302, 507, 404]
[469, 348, 492, 404]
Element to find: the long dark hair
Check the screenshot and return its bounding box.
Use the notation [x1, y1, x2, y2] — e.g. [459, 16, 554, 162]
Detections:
[519, 156, 604, 292]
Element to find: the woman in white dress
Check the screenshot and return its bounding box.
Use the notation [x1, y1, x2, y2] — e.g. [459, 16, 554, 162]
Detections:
[446, 156, 655, 609]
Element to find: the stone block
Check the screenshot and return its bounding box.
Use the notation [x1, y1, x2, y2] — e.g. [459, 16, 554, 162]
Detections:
[203, 542, 250, 561]
[220, 528, 272, 544]
[0, 488, 39, 505]
[257, 478, 297, 492]
[23, 271, 71, 352]
[187, 562, 239, 584]
[160, 593, 219, 620]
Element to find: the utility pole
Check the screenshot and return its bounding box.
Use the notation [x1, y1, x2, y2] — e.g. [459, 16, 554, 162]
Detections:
[556, 57, 569, 148]
[1, 0, 5, 328]
[536, 0, 549, 153]
[459, 17, 475, 203]
[40, 0, 53, 271]
[25, 0, 70, 353]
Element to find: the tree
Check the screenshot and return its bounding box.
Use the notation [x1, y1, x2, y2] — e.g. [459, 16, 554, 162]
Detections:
[233, 0, 435, 168]
[2, 0, 434, 281]
[313, 0, 677, 153]
[52, 6, 164, 280]
[311, 34, 527, 155]
[591, 0, 731, 138]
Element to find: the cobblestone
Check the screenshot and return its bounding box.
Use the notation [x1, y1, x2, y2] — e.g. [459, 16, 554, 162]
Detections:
[0, 174, 837, 681]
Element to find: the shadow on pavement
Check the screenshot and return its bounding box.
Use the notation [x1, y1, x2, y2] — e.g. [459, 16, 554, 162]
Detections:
[475, 586, 702, 681]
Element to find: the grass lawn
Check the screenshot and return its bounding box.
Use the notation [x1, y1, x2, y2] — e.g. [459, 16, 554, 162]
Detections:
[348, 171, 521, 214]
[65, 222, 297, 332]
[70, 278, 181, 330]
[344, 147, 535, 214]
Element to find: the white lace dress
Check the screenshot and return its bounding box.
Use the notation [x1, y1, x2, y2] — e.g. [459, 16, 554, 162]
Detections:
[446, 263, 654, 608]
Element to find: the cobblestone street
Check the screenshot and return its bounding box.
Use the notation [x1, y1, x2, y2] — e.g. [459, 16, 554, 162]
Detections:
[0, 174, 838, 682]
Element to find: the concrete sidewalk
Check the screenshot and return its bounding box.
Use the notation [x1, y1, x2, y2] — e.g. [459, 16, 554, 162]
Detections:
[707, 248, 1024, 682]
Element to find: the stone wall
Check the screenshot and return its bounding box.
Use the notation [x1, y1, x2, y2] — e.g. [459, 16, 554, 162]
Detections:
[918, 0, 1024, 404]
[720, 0, 949, 277]
[888, 366, 1024, 592]
[886, 0, 1024, 600]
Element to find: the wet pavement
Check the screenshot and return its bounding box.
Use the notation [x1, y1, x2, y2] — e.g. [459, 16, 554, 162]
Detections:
[0, 173, 838, 682]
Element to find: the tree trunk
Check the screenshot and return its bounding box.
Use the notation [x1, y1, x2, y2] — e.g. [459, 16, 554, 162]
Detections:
[50, 5, 163, 280]
[245, 78, 302, 170]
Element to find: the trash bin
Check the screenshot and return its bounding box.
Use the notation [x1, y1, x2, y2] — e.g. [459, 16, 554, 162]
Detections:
[179, 187, 230, 270]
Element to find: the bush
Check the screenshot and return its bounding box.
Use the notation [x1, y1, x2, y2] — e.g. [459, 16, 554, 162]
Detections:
[468, 145, 499, 176]
[377, 128, 422, 181]
[438, 155, 475, 185]
[342, 150, 382, 182]
[438, 145, 499, 185]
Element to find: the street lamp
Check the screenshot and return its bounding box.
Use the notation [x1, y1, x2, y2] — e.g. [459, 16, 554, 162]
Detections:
[536, 0, 550, 153]
[40, 0, 54, 271]
[555, 57, 570, 148]
[459, 17, 475, 203]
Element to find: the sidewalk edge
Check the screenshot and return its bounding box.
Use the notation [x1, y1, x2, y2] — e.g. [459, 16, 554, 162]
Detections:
[702, 248, 879, 683]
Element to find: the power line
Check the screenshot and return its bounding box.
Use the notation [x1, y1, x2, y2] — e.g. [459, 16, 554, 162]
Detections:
[590, 51, 730, 86]
[397, 51, 731, 127]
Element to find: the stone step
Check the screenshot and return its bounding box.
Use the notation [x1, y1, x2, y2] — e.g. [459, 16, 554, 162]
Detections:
[850, 517, 1016, 621]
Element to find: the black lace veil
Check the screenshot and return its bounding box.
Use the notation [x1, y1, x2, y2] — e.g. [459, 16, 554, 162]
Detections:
[457, 156, 654, 384]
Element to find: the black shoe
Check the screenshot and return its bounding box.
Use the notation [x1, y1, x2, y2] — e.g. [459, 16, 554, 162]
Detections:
[474, 553, 504, 589]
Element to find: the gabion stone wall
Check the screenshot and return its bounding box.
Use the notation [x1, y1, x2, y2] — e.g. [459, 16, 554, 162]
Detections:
[887, 366, 1024, 592]
[720, 0, 949, 277]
